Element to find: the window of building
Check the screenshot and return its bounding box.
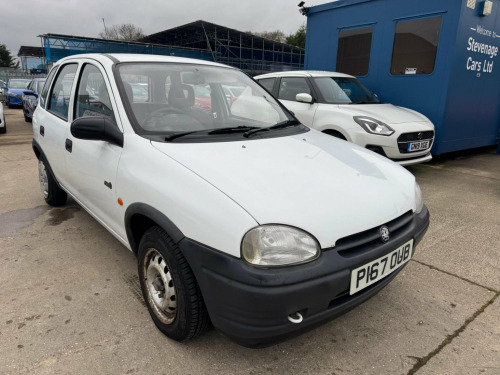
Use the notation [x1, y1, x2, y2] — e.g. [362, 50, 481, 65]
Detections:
[390, 16, 442, 75]
[336, 27, 373, 76]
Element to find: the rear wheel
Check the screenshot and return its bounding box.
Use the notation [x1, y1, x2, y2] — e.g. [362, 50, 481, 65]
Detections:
[138, 226, 209, 341]
[38, 158, 67, 206]
[0, 124, 5, 134]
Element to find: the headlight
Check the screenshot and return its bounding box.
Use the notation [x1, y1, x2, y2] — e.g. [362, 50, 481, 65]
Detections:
[415, 182, 424, 214]
[354, 116, 395, 136]
[242, 225, 320, 267]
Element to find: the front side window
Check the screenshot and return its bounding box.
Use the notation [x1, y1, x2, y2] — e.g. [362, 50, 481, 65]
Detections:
[117, 63, 292, 136]
[75, 64, 114, 119]
[48, 64, 77, 120]
[390, 17, 442, 75]
[313, 77, 380, 104]
[278, 77, 311, 101]
[337, 27, 373, 76]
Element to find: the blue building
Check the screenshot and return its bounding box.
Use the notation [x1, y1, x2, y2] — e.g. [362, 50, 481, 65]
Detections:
[18, 46, 46, 73]
[305, 0, 500, 154]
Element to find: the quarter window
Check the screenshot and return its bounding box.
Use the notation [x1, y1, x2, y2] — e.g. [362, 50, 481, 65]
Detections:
[75, 64, 114, 119]
[337, 27, 373, 76]
[47, 64, 77, 120]
[278, 77, 311, 101]
[390, 17, 442, 75]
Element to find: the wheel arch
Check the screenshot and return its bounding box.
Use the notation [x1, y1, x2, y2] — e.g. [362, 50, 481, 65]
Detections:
[321, 128, 349, 141]
[125, 203, 185, 256]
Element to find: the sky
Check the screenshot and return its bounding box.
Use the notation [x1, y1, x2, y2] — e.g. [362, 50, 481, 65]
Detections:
[0, 0, 324, 58]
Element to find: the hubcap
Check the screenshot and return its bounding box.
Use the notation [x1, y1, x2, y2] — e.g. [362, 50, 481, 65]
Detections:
[38, 160, 49, 199]
[143, 248, 177, 324]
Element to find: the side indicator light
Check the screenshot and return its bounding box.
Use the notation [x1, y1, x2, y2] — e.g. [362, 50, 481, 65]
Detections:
[117, 198, 123, 206]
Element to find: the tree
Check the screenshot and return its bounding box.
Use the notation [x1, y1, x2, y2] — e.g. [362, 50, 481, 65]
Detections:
[99, 23, 145, 41]
[250, 30, 287, 43]
[0, 44, 19, 68]
[286, 25, 306, 49]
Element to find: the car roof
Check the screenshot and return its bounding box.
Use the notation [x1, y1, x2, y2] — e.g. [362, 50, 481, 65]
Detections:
[55, 53, 235, 70]
[254, 70, 356, 79]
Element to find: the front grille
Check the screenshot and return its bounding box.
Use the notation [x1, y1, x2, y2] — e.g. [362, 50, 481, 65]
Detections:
[332, 210, 413, 257]
[398, 131, 434, 142]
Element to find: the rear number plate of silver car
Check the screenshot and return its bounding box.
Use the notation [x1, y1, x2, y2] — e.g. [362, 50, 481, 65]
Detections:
[407, 140, 430, 152]
[350, 239, 414, 295]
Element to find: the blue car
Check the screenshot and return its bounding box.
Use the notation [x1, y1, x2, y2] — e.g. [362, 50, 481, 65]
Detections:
[22, 78, 46, 122]
[4, 79, 31, 108]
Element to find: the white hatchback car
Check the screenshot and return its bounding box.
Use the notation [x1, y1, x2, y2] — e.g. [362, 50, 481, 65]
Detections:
[255, 71, 435, 166]
[33, 54, 429, 347]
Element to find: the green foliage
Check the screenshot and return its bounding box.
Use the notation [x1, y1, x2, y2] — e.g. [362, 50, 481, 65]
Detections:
[250, 30, 287, 43]
[0, 44, 19, 68]
[285, 25, 306, 49]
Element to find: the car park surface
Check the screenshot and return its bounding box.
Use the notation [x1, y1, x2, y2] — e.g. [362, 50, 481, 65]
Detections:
[255, 71, 435, 166]
[31, 53, 428, 347]
[0, 107, 498, 374]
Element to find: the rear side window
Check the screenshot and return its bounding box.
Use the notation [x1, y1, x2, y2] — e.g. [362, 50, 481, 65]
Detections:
[258, 78, 276, 93]
[337, 27, 373, 76]
[74, 64, 114, 119]
[48, 64, 77, 120]
[278, 77, 310, 101]
[40, 67, 57, 109]
[390, 17, 442, 75]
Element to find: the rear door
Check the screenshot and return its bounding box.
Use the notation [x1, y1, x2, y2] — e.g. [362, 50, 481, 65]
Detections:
[36, 63, 78, 186]
[63, 61, 124, 237]
[276, 76, 319, 128]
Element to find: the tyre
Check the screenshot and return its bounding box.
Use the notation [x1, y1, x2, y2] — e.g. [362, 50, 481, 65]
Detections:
[23, 105, 32, 122]
[7, 98, 12, 109]
[38, 157, 67, 206]
[138, 226, 209, 341]
[0, 125, 5, 134]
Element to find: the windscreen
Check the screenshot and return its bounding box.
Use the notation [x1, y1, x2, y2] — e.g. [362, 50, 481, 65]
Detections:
[9, 80, 30, 89]
[117, 63, 290, 134]
[313, 77, 380, 105]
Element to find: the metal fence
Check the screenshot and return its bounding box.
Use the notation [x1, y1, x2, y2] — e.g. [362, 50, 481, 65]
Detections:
[0, 69, 47, 102]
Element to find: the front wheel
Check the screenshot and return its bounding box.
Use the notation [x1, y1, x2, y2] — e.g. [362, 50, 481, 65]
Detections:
[138, 226, 209, 341]
[38, 158, 67, 206]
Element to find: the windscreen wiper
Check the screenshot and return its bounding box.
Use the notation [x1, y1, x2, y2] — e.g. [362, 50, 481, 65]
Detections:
[208, 126, 259, 134]
[244, 120, 300, 137]
[165, 129, 209, 141]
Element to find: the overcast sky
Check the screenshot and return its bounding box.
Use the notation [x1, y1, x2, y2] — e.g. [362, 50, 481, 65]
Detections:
[1, 0, 327, 57]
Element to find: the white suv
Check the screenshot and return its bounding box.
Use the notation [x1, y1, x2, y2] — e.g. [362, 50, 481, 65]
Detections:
[255, 71, 435, 166]
[33, 54, 429, 347]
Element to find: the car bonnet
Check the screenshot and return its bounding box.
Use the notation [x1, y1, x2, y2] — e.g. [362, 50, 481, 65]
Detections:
[152, 131, 416, 248]
[337, 103, 430, 125]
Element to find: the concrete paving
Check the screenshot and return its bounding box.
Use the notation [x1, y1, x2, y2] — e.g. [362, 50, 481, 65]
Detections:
[0, 107, 498, 375]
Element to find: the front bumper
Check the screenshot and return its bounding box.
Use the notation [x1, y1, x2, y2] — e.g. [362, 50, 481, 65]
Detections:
[7, 95, 22, 105]
[180, 207, 430, 347]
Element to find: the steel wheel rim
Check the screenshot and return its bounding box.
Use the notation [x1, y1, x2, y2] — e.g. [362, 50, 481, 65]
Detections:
[38, 160, 49, 199]
[143, 248, 177, 324]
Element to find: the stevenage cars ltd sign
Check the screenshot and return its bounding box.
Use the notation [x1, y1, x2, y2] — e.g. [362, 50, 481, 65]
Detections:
[466, 25, 499, 76]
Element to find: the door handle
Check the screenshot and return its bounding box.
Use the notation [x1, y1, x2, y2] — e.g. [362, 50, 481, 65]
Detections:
[65, 138, 72, 153]
[40, 125, 44, 136]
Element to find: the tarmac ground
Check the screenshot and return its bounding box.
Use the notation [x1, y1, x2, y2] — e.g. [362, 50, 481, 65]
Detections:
[0, 106, 498, 375]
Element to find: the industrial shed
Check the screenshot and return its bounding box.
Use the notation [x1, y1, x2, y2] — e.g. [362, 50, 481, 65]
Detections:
[305, 0, 500, 154]
[40, 20, 304, 76]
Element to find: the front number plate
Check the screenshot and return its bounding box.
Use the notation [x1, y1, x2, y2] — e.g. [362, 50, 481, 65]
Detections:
[350, 239, 414, 295]
[407, 140, 430, 152]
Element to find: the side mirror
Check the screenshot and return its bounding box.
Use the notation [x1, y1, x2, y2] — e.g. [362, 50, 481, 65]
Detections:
[23, 90, 36, 96]
[71, 117, 123, 147]
[296, 93, 313, 103]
